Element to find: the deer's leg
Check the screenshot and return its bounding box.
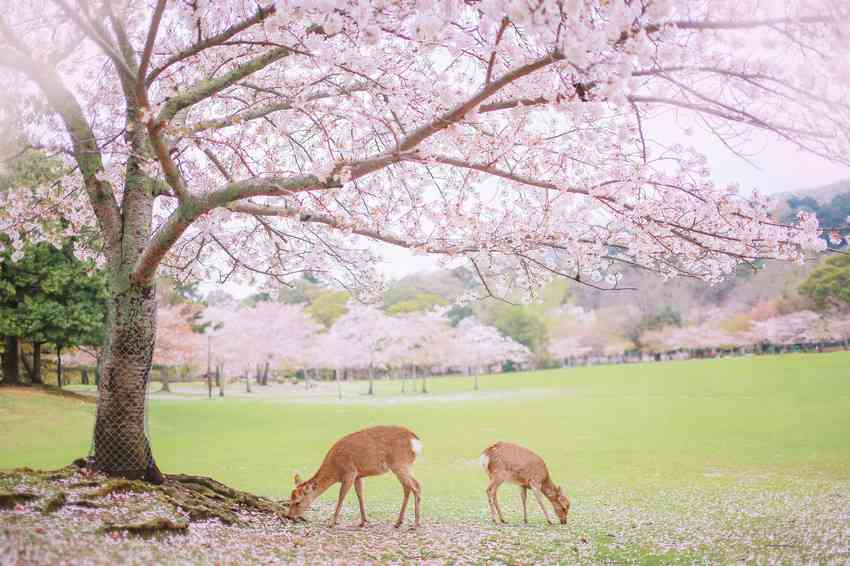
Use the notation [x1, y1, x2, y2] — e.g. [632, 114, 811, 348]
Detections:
[393, 467, 421, 528]
[410, 476, 422, 529]
[354, 476, 368, 527]
[485, 483, 498, 524]
[395, 483, 411, 528]
[531, 486, 553, 525]
[520, 486, 529, 524]
[331, 473, 355, 527]
[394, 468, 422, 529]
[487, 478, 507, 524]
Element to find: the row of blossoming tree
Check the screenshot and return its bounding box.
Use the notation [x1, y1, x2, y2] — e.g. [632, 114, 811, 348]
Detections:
[1, 0, 848, 480]
[192, 302, 530, 394]
[546, 302, 850, 364]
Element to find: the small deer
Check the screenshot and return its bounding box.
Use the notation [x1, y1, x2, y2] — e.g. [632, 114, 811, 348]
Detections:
[287, 425, 422, 528]
[480, 441, 571, 525]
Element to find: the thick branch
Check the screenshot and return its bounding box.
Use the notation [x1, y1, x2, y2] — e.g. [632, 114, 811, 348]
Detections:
[396, 51, 564, 153]
[0, 50, 121, 255]
[227, 202, 417, 249]
[157, 46, 294, 122]
[180, 83, 368, 136]
[131, 175, 325, 284]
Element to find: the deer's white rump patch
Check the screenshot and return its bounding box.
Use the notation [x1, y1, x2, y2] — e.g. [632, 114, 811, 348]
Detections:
[411, 438, 423, 455]
[480, 453, 490, 471]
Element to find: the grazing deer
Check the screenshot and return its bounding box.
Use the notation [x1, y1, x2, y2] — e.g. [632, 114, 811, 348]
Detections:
[287, 425, 423, 528]
[480, 441, 571, 525]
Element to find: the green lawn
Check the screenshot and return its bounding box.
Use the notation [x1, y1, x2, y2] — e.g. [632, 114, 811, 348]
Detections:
[3, 353, 850, 564]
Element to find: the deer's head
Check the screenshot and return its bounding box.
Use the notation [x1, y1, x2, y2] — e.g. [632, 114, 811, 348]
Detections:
[287, 473, 318, 521]
[547, 485, 571, 524]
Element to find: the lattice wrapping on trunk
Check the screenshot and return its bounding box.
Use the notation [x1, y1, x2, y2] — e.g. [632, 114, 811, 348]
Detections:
[88, 284, 160, 481]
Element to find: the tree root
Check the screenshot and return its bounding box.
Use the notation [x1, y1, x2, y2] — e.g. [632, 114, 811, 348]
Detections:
[160, 474, 288, 525]
[0, 491, 38, 509]
[81, 479, 155, 500]
[0, 465, 291, 533]
[102, 516, 189, 535]
[40, 492, 66, 514]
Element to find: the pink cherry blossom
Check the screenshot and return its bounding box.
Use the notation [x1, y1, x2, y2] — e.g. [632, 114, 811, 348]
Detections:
[0, 1, 844, 299]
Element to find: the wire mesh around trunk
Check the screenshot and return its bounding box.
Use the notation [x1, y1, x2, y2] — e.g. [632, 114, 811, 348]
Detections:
[88, 283, 161, 482]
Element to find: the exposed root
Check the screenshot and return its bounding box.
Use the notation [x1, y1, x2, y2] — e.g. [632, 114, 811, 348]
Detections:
[0, 491, 38, 509]
[40, 492, 66, 514]
[160, 474, 288, 525]
[0, 465, 291, 535]
[102, 517, 189, 535]
[82, 479, 154, 500]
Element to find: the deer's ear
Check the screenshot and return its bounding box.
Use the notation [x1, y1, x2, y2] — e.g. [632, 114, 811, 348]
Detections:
[294, 473, 302, 485]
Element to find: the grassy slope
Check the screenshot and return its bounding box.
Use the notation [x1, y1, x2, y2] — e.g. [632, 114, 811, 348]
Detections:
[0, 388, 93, 469]
[3, 353, 849, 500]
[3, 353, 850, 564]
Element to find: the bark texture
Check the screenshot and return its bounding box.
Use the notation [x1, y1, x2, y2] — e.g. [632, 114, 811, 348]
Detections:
[2, 336, 20, 385]
[92, 283, 162, 483]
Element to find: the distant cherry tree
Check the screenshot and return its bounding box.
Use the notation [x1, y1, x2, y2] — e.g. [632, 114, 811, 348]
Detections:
[449, 317, 531, 389]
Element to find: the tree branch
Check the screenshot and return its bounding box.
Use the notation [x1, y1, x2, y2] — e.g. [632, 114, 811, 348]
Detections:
[179, 83, 368, 136]
[145, 4, 277, 86]
[50, 0, 136, 81]
[0, 45, 122, 256]
[138, 0, 167, 86]
[157, 48, 295, 123]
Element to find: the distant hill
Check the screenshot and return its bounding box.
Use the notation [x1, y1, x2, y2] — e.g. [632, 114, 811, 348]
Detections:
[773, 179, 850, 219]
[383, 266, 478, 305]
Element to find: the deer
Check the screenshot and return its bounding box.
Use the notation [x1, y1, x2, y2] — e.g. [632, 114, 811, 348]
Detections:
[480, 441, 571, 525]
[286, 425, 423, 528]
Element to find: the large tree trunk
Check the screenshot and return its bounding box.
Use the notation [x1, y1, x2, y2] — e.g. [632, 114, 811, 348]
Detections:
[2, 336, 20, 385]
[92, 283, 162, 484]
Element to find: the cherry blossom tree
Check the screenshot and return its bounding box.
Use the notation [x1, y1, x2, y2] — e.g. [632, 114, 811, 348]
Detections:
[0, 1, 847, 480]
[392, 311, 452, 393]
[748, 311, 824, 345]
[549, 335, 592, 366]
[641, 323, 749, 352]
[323, 304, 396, 394]
[450, 317, 530, 389]
[152, 300, 205, 390]
[201, 302, 318, 382]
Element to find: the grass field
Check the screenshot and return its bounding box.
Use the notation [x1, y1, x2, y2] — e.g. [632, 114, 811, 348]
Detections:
[2, 353, 850, 564]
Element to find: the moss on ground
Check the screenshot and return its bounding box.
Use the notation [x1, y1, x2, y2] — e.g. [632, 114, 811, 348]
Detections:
[0, 465, 289, 535]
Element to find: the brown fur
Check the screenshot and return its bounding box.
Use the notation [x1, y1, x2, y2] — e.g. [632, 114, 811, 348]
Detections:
[287, 425, 422, 528]
[481, 441, 570, 525]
